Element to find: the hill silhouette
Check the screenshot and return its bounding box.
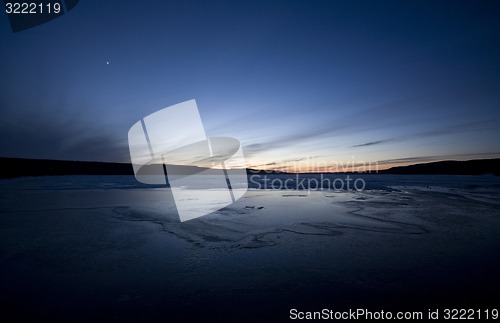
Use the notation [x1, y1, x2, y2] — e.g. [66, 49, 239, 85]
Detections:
[380, 159, 500, 176]
[0, 157, 498, 178]
[0, 157, 134, 178]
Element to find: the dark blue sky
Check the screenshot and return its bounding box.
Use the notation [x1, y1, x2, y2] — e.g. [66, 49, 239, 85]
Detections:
[1, 0, 499, 170]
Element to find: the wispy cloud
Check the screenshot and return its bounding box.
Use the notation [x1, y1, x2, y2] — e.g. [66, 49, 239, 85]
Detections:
[377, 152, 500, 166]
[352, 140, 388, 148]
[350, 118, 500, 150]
[0, 97, 130, 162]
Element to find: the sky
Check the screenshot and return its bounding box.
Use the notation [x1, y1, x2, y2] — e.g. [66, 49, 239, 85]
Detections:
[1, 0, 499, 172]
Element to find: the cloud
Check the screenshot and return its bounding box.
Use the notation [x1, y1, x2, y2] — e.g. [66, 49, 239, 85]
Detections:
[377, 152, 500, 166]
[349, 118, 500, 150]
[352, 140, 387, 148]
[240, 96, 431, 154]
[0, 96, 129, 162]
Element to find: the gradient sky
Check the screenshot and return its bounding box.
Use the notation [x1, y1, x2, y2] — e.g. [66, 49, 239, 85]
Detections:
[1, 0, 499, 171]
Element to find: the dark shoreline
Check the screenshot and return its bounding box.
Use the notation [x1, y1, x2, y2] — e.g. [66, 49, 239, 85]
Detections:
[1, 157, 499, 178]
[0, 157, 134, 178]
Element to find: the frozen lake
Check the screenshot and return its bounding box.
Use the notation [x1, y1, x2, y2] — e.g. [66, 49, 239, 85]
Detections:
[1, 174, 499, 321]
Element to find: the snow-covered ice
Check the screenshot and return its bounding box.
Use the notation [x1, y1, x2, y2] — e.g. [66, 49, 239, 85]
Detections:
[1, 174, 499, 321]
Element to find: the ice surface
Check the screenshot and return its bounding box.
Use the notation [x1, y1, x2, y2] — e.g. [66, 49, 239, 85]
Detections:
[1, 174, 499, 321]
